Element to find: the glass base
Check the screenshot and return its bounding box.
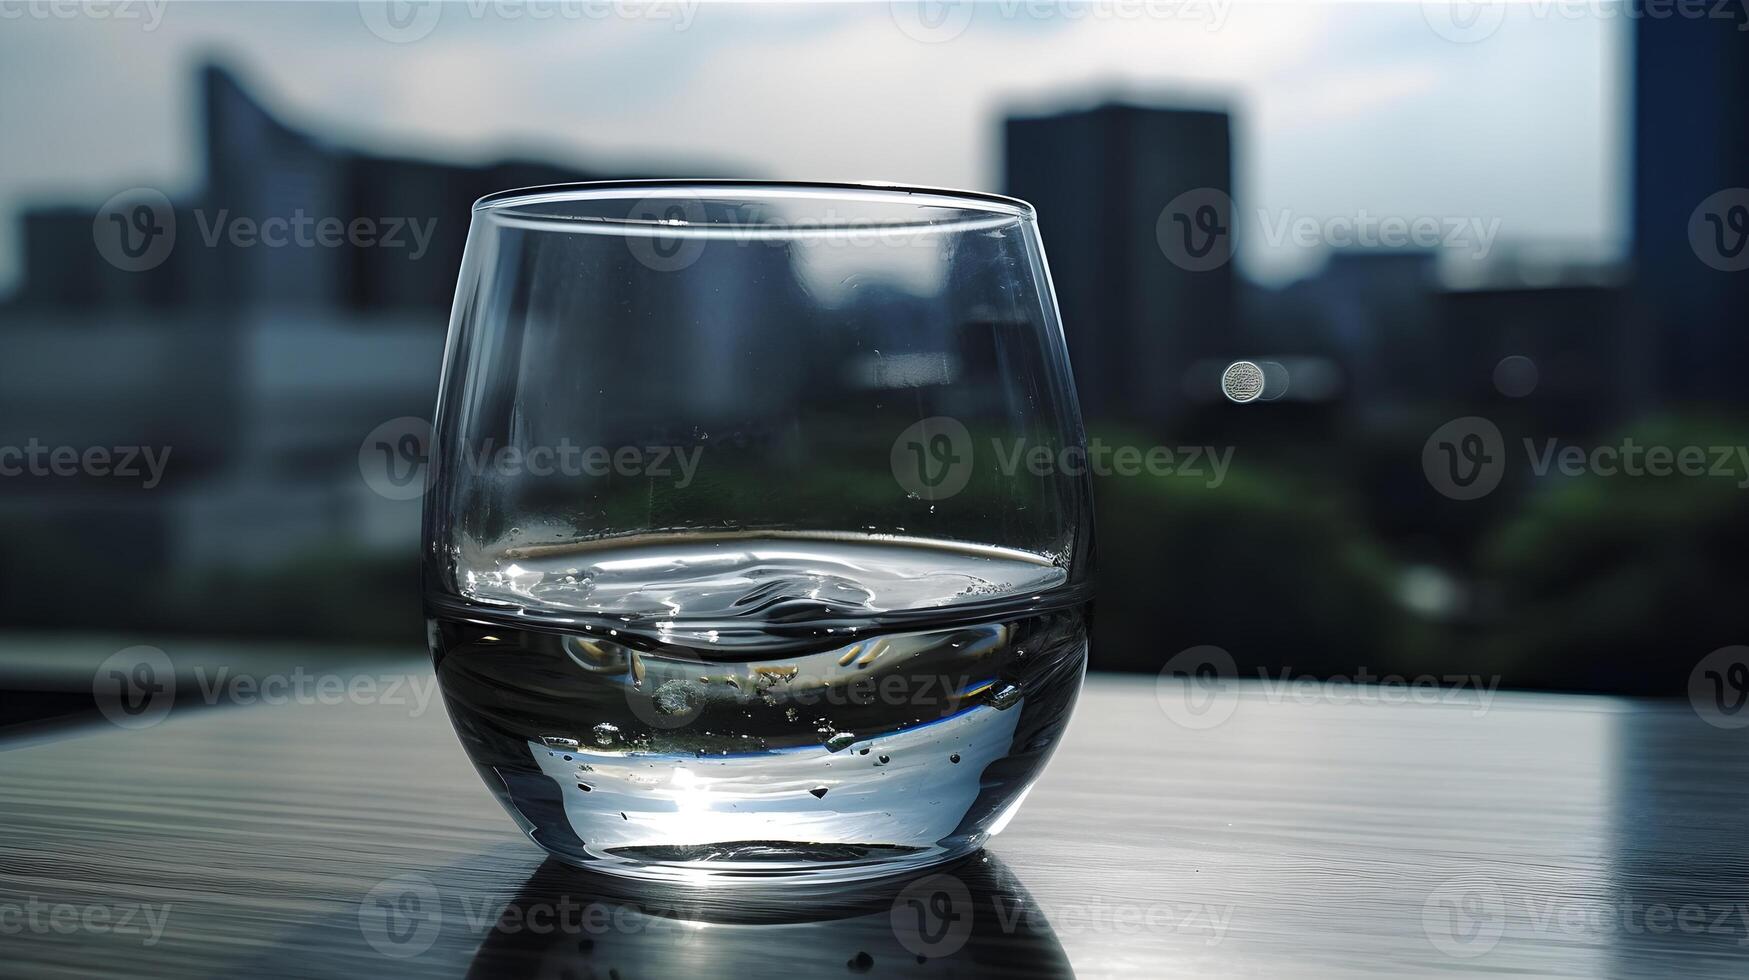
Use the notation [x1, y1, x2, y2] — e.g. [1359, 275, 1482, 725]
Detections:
[532, 837, 989, 885]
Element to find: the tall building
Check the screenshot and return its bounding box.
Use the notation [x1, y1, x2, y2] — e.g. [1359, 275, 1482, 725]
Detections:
[1283, 251, 1438, 420]
[1633, 10, 1749, 405]
[1005, 103, 1235, 426]
[11, 64, 623, 314]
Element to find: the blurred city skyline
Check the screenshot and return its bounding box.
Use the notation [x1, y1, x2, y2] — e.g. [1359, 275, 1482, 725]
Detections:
[2, 2, 1742, 699]
[0, 1, 1627, 292]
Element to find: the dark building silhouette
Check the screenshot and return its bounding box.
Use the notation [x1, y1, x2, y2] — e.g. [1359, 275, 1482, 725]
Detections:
[11, 64, 654, 314]
[1290, 252, 1435, 418]
[1004, 103, 1235, 427]
[1633, 8, 1749, 405]
[1435, 283, 1640, 435]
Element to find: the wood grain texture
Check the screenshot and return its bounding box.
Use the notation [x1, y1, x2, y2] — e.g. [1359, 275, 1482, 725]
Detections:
[3, 652, 1747, 979]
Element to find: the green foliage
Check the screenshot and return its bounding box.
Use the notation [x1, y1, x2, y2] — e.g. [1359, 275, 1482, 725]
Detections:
[1476, 414, 1749, 691]
[1088, 427, 1429, 676]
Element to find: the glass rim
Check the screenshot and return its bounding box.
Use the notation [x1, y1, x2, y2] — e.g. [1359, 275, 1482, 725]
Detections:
[472, 179, 1037, 223]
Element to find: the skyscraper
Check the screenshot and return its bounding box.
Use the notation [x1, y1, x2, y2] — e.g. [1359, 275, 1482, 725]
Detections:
[1005, 102, 1235, 426]
[1633, 9, 1749, 405]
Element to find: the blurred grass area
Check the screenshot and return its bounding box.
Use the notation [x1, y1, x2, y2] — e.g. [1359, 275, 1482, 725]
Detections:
[1473, 413, 1749, 693]
[1090, 415, 1749, 695]
[1088, 424, 1440, 683]
[0, 630, 426, 741]
[0, 534, 423, 647]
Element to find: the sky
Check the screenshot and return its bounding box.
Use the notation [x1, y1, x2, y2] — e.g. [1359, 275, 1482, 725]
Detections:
[0, 1, 1629, 290]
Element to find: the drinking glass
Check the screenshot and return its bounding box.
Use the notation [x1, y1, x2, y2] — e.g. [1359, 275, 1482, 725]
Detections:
[425, 181, 1094, 881]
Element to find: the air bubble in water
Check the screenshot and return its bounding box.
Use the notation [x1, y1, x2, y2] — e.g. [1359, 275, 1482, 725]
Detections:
[591, 723, 620, 746]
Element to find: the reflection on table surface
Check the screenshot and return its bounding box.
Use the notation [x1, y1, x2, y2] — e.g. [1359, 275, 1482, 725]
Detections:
[1, 644, 1746, 978]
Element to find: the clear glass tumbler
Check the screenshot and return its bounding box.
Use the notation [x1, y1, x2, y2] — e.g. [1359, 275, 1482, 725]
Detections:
[424, 181, 1094, 881]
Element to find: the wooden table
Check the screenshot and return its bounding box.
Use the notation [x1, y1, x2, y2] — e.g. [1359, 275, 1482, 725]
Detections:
[3, 650, 1747, 978]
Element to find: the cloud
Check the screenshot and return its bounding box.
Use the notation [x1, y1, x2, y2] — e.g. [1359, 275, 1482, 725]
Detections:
[0, 1, 1623, 292]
